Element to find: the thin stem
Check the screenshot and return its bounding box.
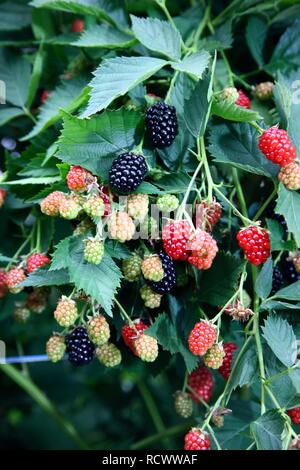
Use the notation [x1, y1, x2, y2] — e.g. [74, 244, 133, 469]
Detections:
[0, 363, 89, 449]
[231, 168, 248, 219]
[130, 421, 194, 450]
[191, 5, 211, 49]
[36, 219, 42, 253]
[114, 298, 136, 330]
[177, 145, 204, 220]
[186, 385, 210, 410]
[6, 235, 31, 270]
[251, 265, 266, 415]
[155, 0, 188, 52]
[253, 184, 277, 222]
[265, 385, 298, 439]
[213, 186, 253, 226]
[136, 380, 166, 435]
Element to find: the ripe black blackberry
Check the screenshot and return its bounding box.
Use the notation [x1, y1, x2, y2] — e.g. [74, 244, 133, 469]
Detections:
[148, 251, 176, 294]
[271, 266, 284, 295]
[281, 259, 300, 284]
[66, 326, 95, 366]
[145, 102, 178, 148]
[109, 152, 147, 195]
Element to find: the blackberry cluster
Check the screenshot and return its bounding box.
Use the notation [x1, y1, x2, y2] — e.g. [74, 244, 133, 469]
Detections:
[109, 152, 147, 194]
[145, 102, 178, 148]
[271, 266, 284, 295]
[148, 251, 176, 294]
[66, 326, 95, 366]
[281, 259, 300, 284]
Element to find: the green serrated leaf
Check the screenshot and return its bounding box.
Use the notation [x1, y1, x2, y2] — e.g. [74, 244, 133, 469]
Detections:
[21, 77, 89, 141]
[208, 122, 278, 177]
[171, 50, 210, 79]
[22, 268, 70, 287]
[275, 183, 300, 247]
[50, 236, 72, 271]
[131, 15, 181, 61]
[212, 98, 261, 122]
[199, 253, 244, 306]
[57, 108, 142, 178]
[0, 49, 31, 108]
[267, 19, 300, 75]
[146, 313, 179, 354]
[30, 0, 121, 26]
[255, 257, 273, 299]
[262, 315, 297, 367]
[271, 281, 300, 301]
[0, 2, 32, 31]
[0, 107, 25, 126]
[67, 237, 122, 315]
[245, 16, 268, 67]
[72, 24, 135, 49]
[82, 56, 167, 117]
[251, 410, 284, 450]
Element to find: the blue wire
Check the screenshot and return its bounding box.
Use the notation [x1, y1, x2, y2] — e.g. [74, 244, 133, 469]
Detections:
[3, 354, 53, 364]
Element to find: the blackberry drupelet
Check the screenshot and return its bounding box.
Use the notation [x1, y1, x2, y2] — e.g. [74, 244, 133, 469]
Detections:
[148, 251, 176, 294]
[109, 152, 147, 195]
[281, 259, 300, 284]
[271, 266, 284, 295]
[66, 326, 95, 366]
[145, 101, 178, 148]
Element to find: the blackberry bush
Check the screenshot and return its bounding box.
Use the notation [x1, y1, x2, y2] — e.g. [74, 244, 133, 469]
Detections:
[1, 0, 300, 454]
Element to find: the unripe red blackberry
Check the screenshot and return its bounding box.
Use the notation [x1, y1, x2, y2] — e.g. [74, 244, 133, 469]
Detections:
[83, 195, 105, 218]
[26, 287, 48, 313]
[87, 314, 110, 346]
[188, 321, 217, 356]
[66, 165, 93, 192]
[0, 269, 8, 298]
[59, 196, 81, 220]
[83, 238, 104, 265]
[122, 254, 142, 281]
[204, 343, 225, 369]
[26, 253, 51, 274]
[140, 285, 162, 309]
[108, 211, 135, 243]
[235, 89, 251, 109]
[54, 296, 78, 327]
[278, 162, 300, 190]
[134, 333, 158, 362]
[146, 101, 178, 148]
[46, 334, 66, 362]
[174, 391, 193, 418]
[96, 343, 121, 367]
[255, 82, 273, 101]
[258, 126, 296, 166]
[287, 407, 300, 425]
[195, 199, 222, 231]
[13, 303, 31, 323]
[188, 365, 213, 403]
[187, 230, 218, 270]
[162, 220, 192, 260]
[142, 255, 164, 282]
[218, 342, 237, 380]
[71, 19, 84, 33]
[184, 428, 211, 450]
[6, 268, 26, 294]
[0, 188, 7, 208]
[156, 194, 179, 212]
[121, 320, 148, 355]
[109, 152, 147, 194]
[40, 89, 49, 104]
[40, 191, 66, 216]
[127, 193, 149, 220]
[237, 226, 270, 265]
